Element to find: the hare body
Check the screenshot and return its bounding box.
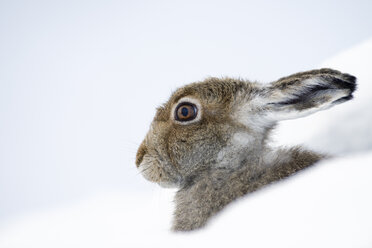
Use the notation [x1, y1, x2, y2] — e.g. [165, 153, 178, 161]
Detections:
[136, 69, 356, 231]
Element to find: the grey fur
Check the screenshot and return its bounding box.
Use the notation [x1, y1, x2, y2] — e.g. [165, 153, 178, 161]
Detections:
[135, 68, 356, 231]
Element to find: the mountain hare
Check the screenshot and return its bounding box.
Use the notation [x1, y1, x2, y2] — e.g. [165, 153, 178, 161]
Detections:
[136, 69, 356, 231]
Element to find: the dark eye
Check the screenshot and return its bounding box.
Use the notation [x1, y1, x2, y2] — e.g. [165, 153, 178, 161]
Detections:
[175, 102, 198, 122]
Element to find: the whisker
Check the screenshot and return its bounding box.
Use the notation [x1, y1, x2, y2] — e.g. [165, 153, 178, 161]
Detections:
[137, 165, 152, 175]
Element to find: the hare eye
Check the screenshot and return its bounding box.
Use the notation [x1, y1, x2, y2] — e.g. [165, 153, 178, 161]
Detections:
[175, 103, 197, 122]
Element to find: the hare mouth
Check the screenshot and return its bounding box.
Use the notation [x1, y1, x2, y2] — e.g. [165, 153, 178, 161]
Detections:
[138, 155, 162, 182]
[139, 154, 181, 187]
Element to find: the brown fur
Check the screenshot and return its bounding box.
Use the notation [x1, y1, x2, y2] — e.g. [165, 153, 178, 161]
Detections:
[136, 68, 356, 231]
[173, 147, 325, 230]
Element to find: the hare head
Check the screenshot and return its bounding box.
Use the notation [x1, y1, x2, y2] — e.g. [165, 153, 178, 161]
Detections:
[136, 69, 356, 188]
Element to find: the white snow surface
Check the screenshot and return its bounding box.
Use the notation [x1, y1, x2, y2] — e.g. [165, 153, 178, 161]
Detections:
[1, 153, 371, 248]
[1, 39, 372, 248]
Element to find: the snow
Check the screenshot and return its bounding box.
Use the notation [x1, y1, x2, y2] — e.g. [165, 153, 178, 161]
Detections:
[1, 153, 371, 248]
[0, 191, 177, 248]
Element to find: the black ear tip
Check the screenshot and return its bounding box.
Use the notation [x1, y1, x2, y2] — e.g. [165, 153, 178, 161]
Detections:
[350, 81, 357, 93]
[332, 75, 357, 93]
[345, 78, 357, 93]
[343, 73, 357, 83]
[342, 73, 357, 90]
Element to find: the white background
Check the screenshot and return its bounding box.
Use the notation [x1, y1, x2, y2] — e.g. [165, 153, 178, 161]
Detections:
[1, 1, 372, 247]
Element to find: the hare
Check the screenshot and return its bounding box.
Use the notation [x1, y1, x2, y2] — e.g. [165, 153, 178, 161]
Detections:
[135, 68, 356, 231]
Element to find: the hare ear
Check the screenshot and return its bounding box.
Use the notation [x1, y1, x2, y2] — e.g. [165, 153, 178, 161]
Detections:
[263, 68, 356, 121]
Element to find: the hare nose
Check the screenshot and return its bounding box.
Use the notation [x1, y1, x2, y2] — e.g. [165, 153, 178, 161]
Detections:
[135, 141, 147, 167]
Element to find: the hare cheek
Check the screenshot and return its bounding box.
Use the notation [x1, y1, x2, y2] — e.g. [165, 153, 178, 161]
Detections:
[216, 132, 254, 168]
